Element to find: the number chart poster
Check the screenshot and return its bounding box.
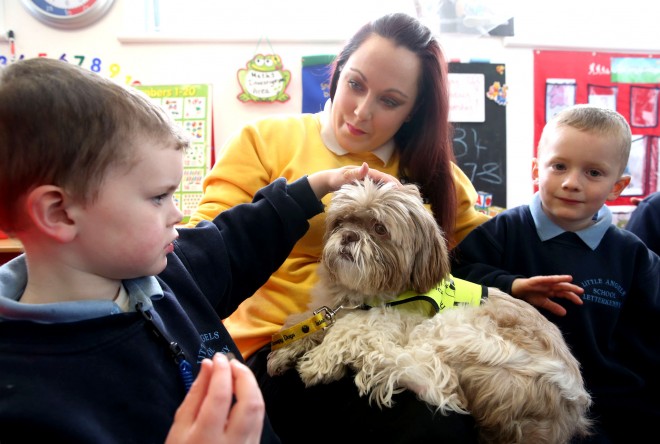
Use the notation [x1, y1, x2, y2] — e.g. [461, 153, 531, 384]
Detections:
[136, 84, 213, 223]
[449, 62, 508, 208]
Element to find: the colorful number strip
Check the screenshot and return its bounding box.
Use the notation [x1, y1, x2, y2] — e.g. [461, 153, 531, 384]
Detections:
[0, 53, 141, 85]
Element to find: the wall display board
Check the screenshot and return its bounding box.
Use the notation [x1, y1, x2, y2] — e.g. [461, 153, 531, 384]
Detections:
[534, 50, 660, 204]
[136, 84, 213, 223]
[449, 62, 508, 208]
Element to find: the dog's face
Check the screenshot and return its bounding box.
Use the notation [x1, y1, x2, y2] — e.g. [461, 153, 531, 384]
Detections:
[321, 178, 450, 303]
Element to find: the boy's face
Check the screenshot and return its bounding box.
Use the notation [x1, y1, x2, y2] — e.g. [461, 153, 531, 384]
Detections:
[72, 138, 184, 279]
[532, 124, 630, 232]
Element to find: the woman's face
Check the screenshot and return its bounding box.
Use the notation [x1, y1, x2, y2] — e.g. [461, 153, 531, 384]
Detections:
[331, 34, 420, 154]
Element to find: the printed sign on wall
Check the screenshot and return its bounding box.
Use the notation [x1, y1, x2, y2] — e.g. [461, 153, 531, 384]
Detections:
[237, 54, 291, 103]
[136, 84, 213, 223]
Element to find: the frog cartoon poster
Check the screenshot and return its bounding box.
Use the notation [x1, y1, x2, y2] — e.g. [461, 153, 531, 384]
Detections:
[237, 53, 291, 103]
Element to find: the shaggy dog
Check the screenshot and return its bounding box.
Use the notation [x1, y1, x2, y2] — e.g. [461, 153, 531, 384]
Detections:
[267, 179, 592, 444]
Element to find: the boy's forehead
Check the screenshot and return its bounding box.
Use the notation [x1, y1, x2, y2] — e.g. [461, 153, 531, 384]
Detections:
[542, 124, 604, 150]
[113, 138, 183, 173]
[541, 126, 625, 166]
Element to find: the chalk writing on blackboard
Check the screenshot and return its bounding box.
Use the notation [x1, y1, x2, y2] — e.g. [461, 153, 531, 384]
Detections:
[449, 62, 507, 207]
[453, 127, 504, 186]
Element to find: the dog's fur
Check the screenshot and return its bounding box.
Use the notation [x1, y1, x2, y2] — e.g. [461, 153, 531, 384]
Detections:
[267, 179, 592, 444]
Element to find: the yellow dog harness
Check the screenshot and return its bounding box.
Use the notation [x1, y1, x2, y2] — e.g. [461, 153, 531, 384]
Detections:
[270, 276, 486, 350]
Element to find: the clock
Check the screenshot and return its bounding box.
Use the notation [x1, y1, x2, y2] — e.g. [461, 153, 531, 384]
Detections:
[21, 0, 116, 29]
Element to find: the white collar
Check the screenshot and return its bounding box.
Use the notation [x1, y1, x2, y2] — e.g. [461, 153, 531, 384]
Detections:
[319, 99, 395, 164]
[529, 192, 612, 250]
[114, 284, 130, 312]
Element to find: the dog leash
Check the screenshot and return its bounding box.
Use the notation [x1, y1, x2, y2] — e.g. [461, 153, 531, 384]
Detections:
[270, 304, 365, 351]
[270, 276, 486, 351]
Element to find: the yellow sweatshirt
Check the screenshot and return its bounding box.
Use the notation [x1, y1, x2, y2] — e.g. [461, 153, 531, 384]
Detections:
[188, 112, 489, 358]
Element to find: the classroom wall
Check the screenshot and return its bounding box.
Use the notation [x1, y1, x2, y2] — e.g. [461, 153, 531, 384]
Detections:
[3, 0, 658, 209]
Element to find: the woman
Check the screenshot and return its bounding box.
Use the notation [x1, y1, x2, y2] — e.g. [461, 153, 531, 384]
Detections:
[189, 12, 488, 442]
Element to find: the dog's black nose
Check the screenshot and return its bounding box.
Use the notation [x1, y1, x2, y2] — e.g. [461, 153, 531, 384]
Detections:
[342, 231, 359, 245]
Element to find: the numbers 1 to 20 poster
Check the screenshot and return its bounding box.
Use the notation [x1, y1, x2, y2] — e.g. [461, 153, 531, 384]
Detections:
[135, 84, 213, 223]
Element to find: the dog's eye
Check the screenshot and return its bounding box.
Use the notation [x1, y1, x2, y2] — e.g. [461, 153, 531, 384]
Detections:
[373, 223, 388, 236]
[330, 218, 343, 230]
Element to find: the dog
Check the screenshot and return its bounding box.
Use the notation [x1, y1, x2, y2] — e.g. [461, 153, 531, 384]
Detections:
[267, 178, 592, 444]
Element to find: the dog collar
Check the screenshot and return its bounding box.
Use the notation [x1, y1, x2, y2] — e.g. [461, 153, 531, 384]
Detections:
[365, 275, 486, 317]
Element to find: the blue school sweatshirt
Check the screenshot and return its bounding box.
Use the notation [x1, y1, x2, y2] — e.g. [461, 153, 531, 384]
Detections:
[0, 177, 321, 444]
[451, 193, 660, 442]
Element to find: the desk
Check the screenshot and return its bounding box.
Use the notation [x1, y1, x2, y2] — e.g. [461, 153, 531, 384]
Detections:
[0, 238, 23, 264]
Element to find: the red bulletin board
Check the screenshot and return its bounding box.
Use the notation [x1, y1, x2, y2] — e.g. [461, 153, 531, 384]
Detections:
[534, 50, 660, 205]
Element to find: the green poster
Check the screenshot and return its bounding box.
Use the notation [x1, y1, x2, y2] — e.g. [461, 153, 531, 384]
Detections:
[611, 58, 660, 84]
[135, 84, 212, 223]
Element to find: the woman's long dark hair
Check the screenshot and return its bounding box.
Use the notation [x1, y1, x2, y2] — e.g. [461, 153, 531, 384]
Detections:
[329, 13, 458, 245]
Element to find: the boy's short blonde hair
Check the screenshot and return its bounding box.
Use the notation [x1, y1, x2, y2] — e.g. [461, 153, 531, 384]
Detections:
[538, 104, 632, 175]
[0, 58, 189, 232]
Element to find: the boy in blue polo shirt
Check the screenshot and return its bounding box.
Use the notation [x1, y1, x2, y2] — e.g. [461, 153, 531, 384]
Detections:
[451, 104, 660, 443]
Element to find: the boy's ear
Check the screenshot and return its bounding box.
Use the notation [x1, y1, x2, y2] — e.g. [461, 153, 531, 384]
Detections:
[531, 158, 539, 184]
[607, 175, 632, 201]
[26, 185, 78, 242]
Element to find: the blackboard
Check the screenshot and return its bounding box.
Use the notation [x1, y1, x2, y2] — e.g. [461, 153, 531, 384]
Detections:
[449, 62, 507, 207]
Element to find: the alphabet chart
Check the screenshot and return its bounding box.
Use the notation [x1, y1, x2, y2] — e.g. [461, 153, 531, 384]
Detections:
[135, 84, 213, 223]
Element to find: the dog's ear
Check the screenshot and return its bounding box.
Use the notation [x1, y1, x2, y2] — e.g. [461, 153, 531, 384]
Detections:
[397, 183, 451, 291]
[410, 209, 451, 293]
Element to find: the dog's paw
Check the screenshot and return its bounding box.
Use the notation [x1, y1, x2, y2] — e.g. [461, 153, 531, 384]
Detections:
[360, 378, 400, 408]
[298, 364, 344, 387]
[266, 349, 297, 376]
[352, 350, 424, 409]
[297, 347, 347, 386]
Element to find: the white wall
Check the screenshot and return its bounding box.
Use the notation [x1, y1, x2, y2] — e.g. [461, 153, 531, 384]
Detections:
[2, 0, 659, 208]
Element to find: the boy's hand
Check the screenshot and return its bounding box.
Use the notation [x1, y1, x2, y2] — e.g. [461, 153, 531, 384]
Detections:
[511, 275, 584, 316]
[307, 162, 402, 199]
[165, 353, 264, 444]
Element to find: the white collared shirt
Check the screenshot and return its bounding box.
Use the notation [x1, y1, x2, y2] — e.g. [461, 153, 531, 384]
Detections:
[319, 99, 395, 164]
[529, 192, 613, 251]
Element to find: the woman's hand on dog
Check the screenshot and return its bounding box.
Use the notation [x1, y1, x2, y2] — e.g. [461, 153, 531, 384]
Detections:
[307, 162, 402, 199]
[511, 275, 584, 316]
